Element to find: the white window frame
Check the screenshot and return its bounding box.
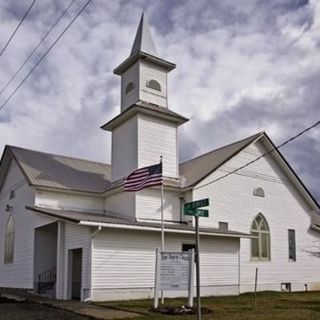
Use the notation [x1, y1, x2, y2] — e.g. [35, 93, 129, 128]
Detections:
[251, 213, 271, 261]
[4, 215, 14, 264]
[288, 229, 296, 262]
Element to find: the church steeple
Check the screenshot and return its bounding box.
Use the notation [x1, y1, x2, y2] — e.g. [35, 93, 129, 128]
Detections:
[130, 13, 158, 57]
[114, 13, 176, 111]
[102, 14, 188, 182]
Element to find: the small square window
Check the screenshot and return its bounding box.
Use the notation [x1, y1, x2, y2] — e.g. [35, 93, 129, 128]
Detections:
[182, 244, 196, 262]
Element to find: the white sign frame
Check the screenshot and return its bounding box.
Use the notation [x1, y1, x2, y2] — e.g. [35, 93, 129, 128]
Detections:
[154, 249, 194, 308]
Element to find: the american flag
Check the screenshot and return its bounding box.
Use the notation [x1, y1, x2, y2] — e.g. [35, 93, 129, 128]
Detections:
[124, 162, 162, 192]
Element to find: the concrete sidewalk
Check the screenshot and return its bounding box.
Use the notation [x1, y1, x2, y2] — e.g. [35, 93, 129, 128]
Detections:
[0, 288, 140, 320]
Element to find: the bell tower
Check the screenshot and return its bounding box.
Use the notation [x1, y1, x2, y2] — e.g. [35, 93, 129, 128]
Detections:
[101, 13, 188, 182]
[114, 13, 175, 111]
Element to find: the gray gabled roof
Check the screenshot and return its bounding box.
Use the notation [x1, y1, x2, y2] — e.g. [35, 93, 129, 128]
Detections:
[180, 132, 264, 187]
[130, 13, 158, 57]
[2, 131, 318, 212]
[0, 145, 111, 193]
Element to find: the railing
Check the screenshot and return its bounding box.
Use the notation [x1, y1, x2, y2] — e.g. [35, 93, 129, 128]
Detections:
[37, 266, 56, 294]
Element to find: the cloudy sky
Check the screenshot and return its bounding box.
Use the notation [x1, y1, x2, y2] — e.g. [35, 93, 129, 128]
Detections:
[0, 0, 319, 202]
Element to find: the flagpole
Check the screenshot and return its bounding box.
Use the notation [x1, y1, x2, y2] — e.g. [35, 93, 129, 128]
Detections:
[160, 156, 165, 305]
[160, 155, 164, 251]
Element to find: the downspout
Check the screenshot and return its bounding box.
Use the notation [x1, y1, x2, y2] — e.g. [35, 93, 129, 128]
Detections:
[84, 226, 102, 302]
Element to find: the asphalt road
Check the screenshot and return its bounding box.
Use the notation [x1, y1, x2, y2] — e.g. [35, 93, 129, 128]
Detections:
[0, 297, 89, 320]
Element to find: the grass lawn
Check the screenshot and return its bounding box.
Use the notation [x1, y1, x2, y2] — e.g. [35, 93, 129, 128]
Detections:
[96, 291, 320, 320]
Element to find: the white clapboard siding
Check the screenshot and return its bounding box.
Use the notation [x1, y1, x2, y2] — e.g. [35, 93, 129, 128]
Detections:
[193, 139, 320, 292]
[139, 60, 167, 108]
[105, 192, 135, 218]
[0, 161, 55, 289]
[35, 190, 104, 213]
[138, 113, 178, 178]
[90, 228, 239, 301]
[121, 62, 139, 111]
[63, 222, 91, 300]
[135, 188, 181, 221]
[112, 115, 138, 181]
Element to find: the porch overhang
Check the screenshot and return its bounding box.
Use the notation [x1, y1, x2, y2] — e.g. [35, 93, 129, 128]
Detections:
[26, 206, 255, 239]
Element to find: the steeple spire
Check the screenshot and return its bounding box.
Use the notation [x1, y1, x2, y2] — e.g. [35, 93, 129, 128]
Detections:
[113, 13, 176, 111]
[130, 13, 158, 57]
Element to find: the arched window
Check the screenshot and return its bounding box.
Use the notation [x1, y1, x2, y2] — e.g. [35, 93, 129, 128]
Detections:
[125, 82, 135, 94]
[4, 215, 14, 264]
[253, 187, 265, 197]
[251, 214, 270, 260]
[146, 79, 161, 91]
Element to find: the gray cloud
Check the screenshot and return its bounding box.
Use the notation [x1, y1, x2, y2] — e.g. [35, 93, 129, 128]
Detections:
[0, 0, 319, 203]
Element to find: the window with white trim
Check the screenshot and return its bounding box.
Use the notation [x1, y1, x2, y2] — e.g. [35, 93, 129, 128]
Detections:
[146, 79, 161, 91]
[251, 214, 270, 260]
[288, 229, 296, 261]
[4, 215, 14, 264]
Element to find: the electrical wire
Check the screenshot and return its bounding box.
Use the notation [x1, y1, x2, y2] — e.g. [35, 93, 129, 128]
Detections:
[0, 0, 92, 111]
[0, 179, 27, 201]
[0, 0, 77, 97]
[194, 119, 320, 190]
[0, 0, 37, 56]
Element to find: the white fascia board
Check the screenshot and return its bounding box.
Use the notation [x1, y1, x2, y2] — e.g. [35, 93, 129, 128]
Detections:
[35, 186, 104, 197]
[78, 220, 255, 239]
[260, 135, 319, 210]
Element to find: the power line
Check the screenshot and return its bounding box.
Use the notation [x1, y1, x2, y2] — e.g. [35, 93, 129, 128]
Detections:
[0, 0, 37, 56]
[194, 119, 320, 190]
[0, 0, 92, 111]
[0, 179, 27, 201]
[0, 0, 77, 97]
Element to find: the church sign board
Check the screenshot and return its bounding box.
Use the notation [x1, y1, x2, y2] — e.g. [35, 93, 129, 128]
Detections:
[159, 252, 192, 290]
[154, 249, 194, 309]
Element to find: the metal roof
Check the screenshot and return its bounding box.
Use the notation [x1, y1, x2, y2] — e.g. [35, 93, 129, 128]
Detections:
[0, 132, 262, 194]
[26, 205, 254, 238]
[180, 132, 263, 187]
[130, 13, 158, 57]
[113, 13, 175, 75]
[1, 131, 318, 211]
[7, 146, 111, 193]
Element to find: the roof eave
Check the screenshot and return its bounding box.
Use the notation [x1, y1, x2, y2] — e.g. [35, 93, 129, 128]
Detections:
[188, 132, 264, 188]
[0, 146, 32, 192]
[34, 185, 106, 197]
[113, 51, 176, 75]
[261, 132, 320, 210]
[78, 220, 255, 238]
[101, 103, 188, 131]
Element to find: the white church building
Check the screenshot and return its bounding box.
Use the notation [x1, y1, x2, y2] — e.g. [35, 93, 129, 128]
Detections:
[0, 15, 320, 302]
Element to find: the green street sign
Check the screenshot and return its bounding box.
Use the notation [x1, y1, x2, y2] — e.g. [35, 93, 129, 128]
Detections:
[184, 198, 209, 216]
[184, 198, 209, 211]
[196, 209, 209, 217]
[184, 208, 197, 216]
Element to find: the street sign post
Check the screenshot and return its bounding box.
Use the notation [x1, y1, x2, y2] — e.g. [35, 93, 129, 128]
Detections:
[183, 199, 210, 320]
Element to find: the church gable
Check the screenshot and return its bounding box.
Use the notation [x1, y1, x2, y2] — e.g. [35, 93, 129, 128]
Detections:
[192, 134, 318, 232]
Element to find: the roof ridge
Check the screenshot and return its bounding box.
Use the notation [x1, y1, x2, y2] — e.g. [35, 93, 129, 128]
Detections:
[7, 145, 111, 167]
[180, 131, 264, 166]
